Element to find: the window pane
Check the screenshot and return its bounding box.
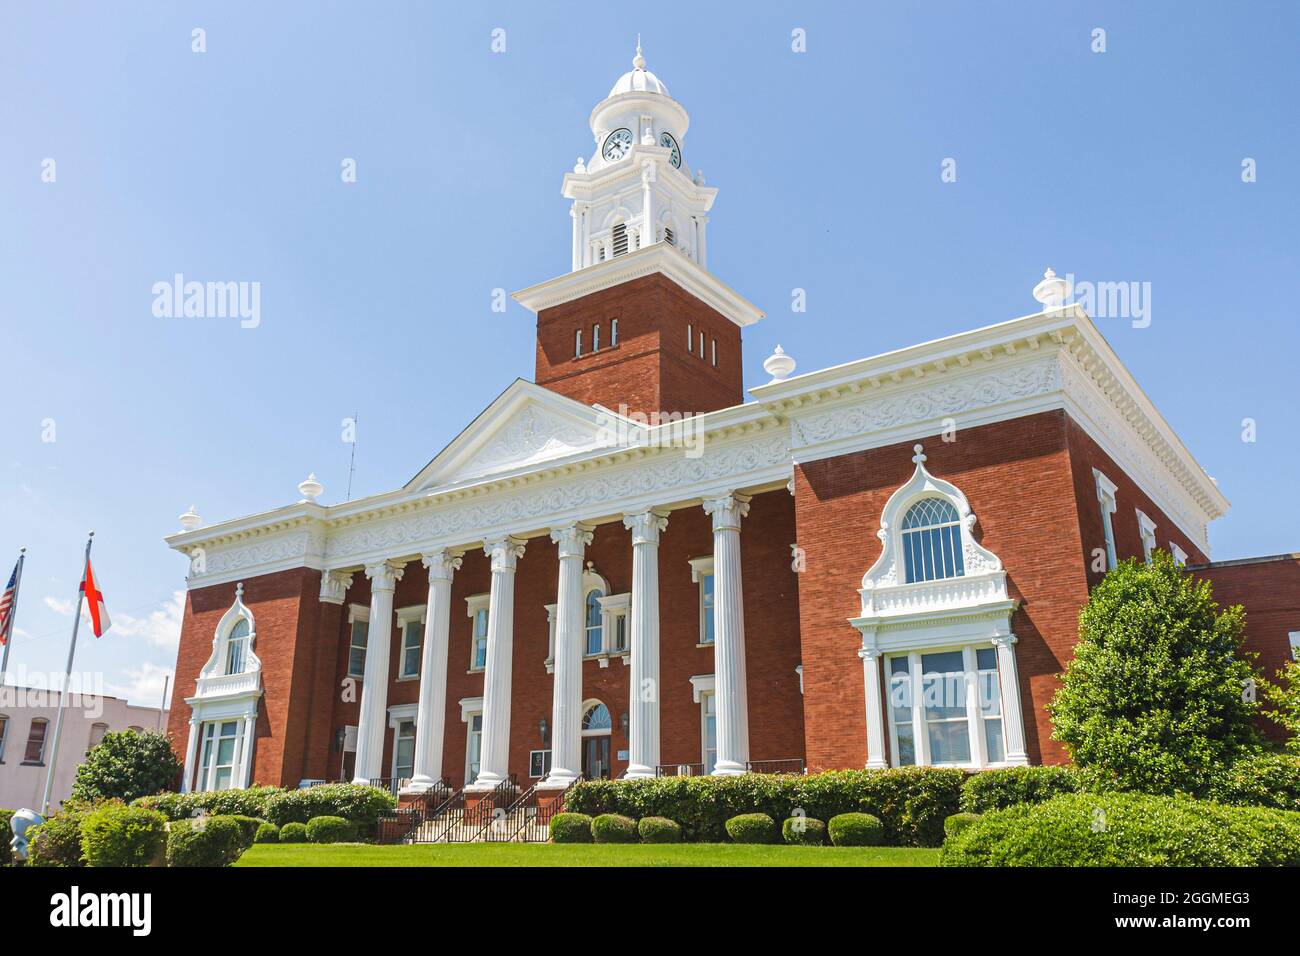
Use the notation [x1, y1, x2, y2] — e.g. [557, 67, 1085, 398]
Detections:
[921, 652, 967, 720]
[25, 720, 48, 762]
[475, 608, 488, 638]
[978, 670, 1001, 717]
[895, 723, 916, 766]
[984, 718, 1005, 764]
[215, 767, 233, 791]
[217, 737, 237, 765]
[927, 720, 971, 765]
[473, 637, 487, 669]
[976, 647, 997, 670]
[582, 703, 611, 731]
[701, 574, 715, 644]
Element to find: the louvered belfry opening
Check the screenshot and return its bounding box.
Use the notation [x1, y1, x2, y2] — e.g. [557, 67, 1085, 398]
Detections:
[612, 222, 629, 257]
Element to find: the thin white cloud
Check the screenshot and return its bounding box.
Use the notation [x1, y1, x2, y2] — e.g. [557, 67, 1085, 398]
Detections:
[108, 591, 185, 650]
[104, 660, 174, 712]
[44, 595, 74, 616]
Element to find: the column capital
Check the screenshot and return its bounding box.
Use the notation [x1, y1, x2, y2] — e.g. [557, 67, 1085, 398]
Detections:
[549, 524, 593, 559]
[991, 633, 1018, 650]
[364, 560, 406, 593]
[485, 536, 527, 573]
[857, 646, 883, 663]
[623, 510, 669, 546]
[421, 549, 463, 584]
[319, 569, 354, 605]
[702, 492, 751, 533]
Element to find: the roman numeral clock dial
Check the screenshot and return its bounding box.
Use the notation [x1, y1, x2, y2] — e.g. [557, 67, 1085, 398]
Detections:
[602, 127, 633, 161]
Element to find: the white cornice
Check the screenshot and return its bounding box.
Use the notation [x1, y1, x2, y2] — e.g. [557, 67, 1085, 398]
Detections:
[511, 243, 764, 328]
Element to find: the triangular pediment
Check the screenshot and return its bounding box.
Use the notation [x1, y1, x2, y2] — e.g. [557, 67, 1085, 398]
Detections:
[407, 380, 627, 490]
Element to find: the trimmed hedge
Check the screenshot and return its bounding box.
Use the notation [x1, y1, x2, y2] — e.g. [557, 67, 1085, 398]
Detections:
[725, 813, 778, 844]
[0, 810, 13, 866]
[944, 812, 981, 838]
[227, 815, 268, 843]
[279, 822, 309, 844]
[1207, 752, 1300, 813]
[27, 806, 94, 867]
[80, 803, 168, 867]
[941, 792, 1300, 867]
[132, 783, 395, 832]
[591, 813, 639, 844]
[305, 816, 355, 844]
[132, 785, 283, 822]
[253, 822, 280, 844]
[782, 816, 826, 846]
[166, 815, 253, 867]
[959, 766, 1083, 813]
[637, 816, 682, 844]
[565, 767, 964, 846]
[828, 813, 884, 847]
[549, 812, 593, 844]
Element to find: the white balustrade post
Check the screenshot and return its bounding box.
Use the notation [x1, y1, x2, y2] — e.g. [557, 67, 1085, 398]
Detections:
[468, 536, 526, 790]
[703, 493, 751, 775]
[541, 524, 592, 789]
[859, 646, 888, 769]
[993, 633, 1030, 765]
[406, 550, 462, 793]
[352, 560, 405, 784]
[623, 510, 668, 779]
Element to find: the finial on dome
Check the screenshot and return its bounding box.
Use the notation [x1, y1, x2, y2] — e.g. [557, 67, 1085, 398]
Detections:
[912, 444, 927, 464]
[633, 35, 646, 70]
[235, 581, 244, 599]
[763, 344, 797, 382]
[1032, 266, 1070, 310]
[179, 505, 201, 531]
[298, 473, 323, 503]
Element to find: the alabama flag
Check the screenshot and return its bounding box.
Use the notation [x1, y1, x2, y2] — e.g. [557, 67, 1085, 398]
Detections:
[80, 559, 111, 637]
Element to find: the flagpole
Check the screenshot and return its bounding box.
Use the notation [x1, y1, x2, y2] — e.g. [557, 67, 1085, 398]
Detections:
[41, 532, 93, 816]
[157, 674, 170, 731]
[0, 547, 26, 689]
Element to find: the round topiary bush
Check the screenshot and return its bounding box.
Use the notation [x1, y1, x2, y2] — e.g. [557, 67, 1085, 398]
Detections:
[828, 812, 885, 847]
[253, 822, 280, 844]
[305, 816, 355, 844]
[80, 803, 168, 867]
[27, 809, 91, 867]
[637, 816, 683, 844]
[782, 815, 826, 846]
[590, 813, 639, 844]
[279, 821, 309, 844]
[941, 792, 1300, 867]
[549, 812, 593, 844]
[943, 812, 981, 839]
[725, 813, 778, 844]
[165, 816, 250, 867]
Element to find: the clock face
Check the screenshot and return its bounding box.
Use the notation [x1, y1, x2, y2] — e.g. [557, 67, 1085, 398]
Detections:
[602, 128, 633, 162]
[659, 132, 681, 168]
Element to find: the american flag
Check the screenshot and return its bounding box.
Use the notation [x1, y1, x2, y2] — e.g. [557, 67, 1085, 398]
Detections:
[0, 560, 18, 645]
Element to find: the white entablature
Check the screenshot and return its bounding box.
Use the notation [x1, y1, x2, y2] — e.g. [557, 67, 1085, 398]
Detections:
[166, 309, 1228, 588]
[563, 42, 716, 271]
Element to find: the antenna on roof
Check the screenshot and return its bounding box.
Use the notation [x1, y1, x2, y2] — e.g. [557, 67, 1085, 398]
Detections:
[346, 411, 358, 502]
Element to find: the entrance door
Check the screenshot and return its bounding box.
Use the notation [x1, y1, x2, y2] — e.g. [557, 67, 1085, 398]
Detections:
[580, 701, 613, 780]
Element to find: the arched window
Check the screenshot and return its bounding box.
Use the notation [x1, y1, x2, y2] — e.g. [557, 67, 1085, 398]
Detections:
[901, 498, 965, 583]
[225, 618, 250, 675]
[584, 589, 604, 655]
[582, 702, 611, 732]
[24, 718, 48, 764]
[87, 721, 109, 754]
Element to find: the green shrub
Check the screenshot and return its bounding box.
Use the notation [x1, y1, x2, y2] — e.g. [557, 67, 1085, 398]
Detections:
[165, 816, 251, 867]
[960, 766, 1083, 813]
[305, 816, 355, 844]
[725, 813, 778, 844]
[253, 822, 280, 844]
[564, 766, 963, 846]
[71, 730, 183, 805]
[27, 805, 94, 867]
[941, 792, 1300, 867]
[226, 815, 268, 843]
[80, 803, 168, 867]
[591, 813, 639, 844]
[278, 822, 308, 844]
[132, 785, 283, 822]
[1207, 752, 1300, 813]
[637, 816, 682, 844]
[263, 784, 395, 831]
[944, 812, 981, 839]
[0, 809, 13, 866]
[782, 816, 826, 846]
[549, 812, 593, 844]
[829, 812, 885, 846]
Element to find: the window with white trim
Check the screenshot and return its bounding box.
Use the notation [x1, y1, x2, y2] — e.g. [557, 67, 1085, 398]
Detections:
[0, 713, 8, 762]
[687, 324, 693, 353]
[87, 721, 109, 755]
[901, 498, 966, 583]
[197, 719, 241, 791]
[1290, 631, 1300, 662]
[886, 646, 1006, 768]
[689, 557, 715, 645]
[574, 328, 583, 358]
[702, 692, 717, 774]
[396, 606, 424, 680]
[529, 749, 552, 778]
[225, 618, 250, 675]
[23, 718, 48, 764]
[465, 711, 483, 784]
[699, 330, 705, 357]
[711, 338, 717, 367]
[1170, 543, 1188, 566]
[1093, 469, 1119, 571]
[610, 318, 618, 347]
[466, 594, 490, 671]
[592, 323, 601, 351]
[347, 606, 369, 679]
[1136, 510, 1157, 564]
[392, 719, 416, 780]
[584, 588, 604, 656]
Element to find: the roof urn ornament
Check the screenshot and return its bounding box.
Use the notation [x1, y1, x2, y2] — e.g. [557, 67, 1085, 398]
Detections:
[179, 505, 201, 531]
[1032, 267, 1070, 310]
[763, 344, 797, 382]
[298, 473, 323, 503]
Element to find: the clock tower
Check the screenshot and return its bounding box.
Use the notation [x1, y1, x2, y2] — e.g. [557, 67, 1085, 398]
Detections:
[513, 42, 763, 419]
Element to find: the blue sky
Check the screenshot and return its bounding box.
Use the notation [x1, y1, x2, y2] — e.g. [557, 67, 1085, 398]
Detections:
[1, 2, 1296, 704]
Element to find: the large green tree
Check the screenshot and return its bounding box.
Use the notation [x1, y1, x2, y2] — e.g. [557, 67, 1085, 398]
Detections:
[71, 729, 182, 804]
[1048, 551, 1259, 795]
[1264, 657, 1300, 753]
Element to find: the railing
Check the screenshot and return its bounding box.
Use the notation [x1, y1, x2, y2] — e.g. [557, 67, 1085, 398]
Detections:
[655, 763, 706, 777]
[367, 777, 411, 797]
[484, 776, 581, 843]
[860, 569, 1008, 616]
[745, 758, 806, 775]
[376, 778, 453, 844]
[193, 669, 260, 699]
[439, 775, 518, 843]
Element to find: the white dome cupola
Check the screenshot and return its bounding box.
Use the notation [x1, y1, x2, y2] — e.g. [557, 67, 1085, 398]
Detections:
[562, 40, 718, 273]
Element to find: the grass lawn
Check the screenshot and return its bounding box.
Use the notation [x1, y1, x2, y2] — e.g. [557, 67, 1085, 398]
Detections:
[236, 842, 940, 867]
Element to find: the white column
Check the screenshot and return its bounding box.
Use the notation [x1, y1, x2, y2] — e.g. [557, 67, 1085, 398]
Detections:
[570, 205, 581, 271]
[858, 646, 888, 769]
[993, 634, 1030, 765]
[405, 549, 462, 793]
[181, 717, 200, 793]
[703, 492, 751, 775]
[641, 161, 656, 244]
[541, 524, 592, 789]
[468, 536, 526, 790]
[352, 560, 405, 783]
[240, 713, 257, 787]
[623, 510, 668, 779]
[697, 215, 709, 267]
